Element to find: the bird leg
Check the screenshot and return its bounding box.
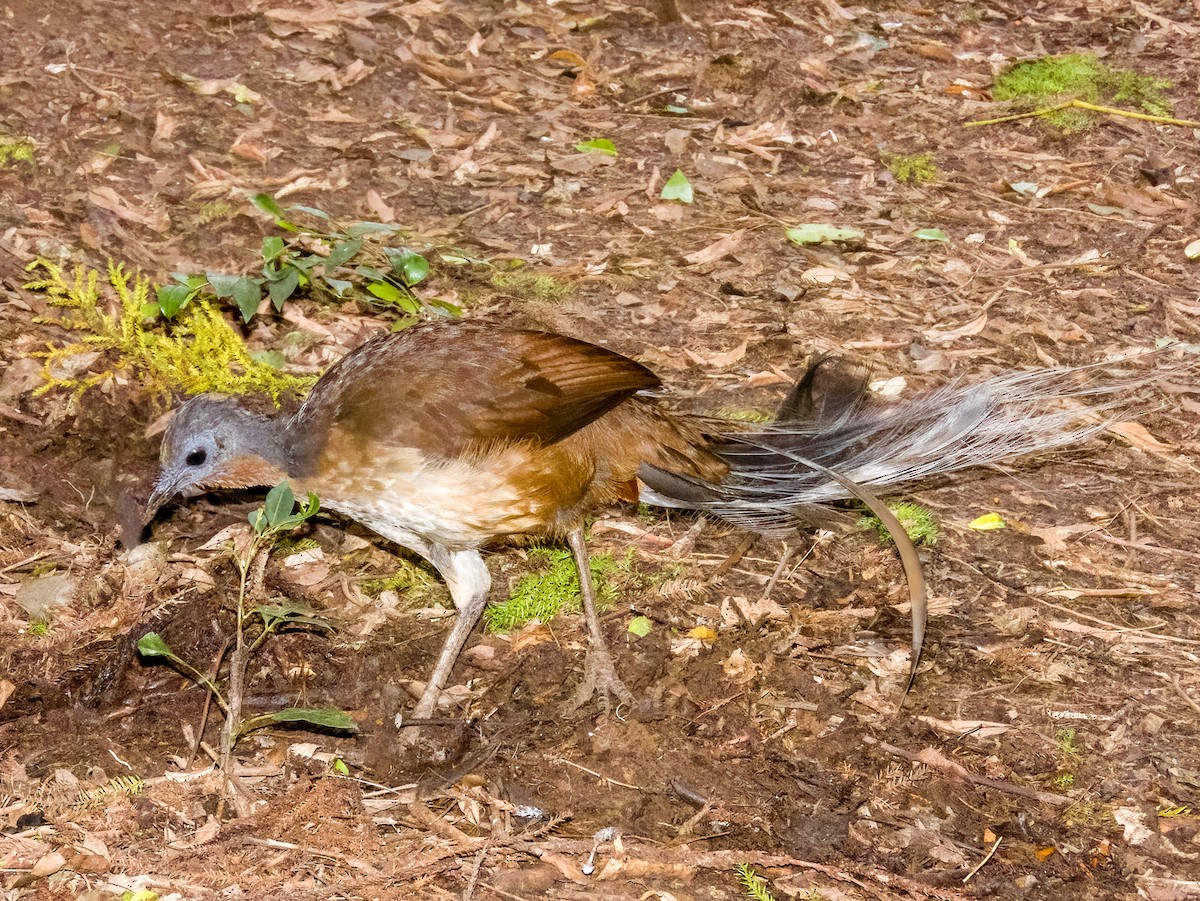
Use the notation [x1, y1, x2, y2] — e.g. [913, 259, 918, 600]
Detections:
[566, 527, 634, 712]
[399, 547, 492, 743]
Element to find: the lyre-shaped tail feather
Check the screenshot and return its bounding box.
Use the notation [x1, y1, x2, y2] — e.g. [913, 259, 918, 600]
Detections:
[640, 359, 1154, 534]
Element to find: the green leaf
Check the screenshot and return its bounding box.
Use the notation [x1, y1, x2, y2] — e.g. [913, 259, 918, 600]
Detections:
[385, 247, 430, 286]
[366, 281, 403, 303]
[251, 601, 333, 632]
[627, 615, 653, 638]
[784, 224, 865, 245]
[232, 278, 264, 321]
[156, 283, 194, 318]
[345, 221, 400, 238]
[264, 481, 295, 526]
[660, 169, 694, 203]
[913, 227, 949, 242]
[323, 238, 363, 269]
[331, 758, 350, 775]
[286, 204, 332, 221]
[266, 707, 359, 732]
[171, 272, 208, 289]
[289, 254, 320, 273]
[299, 491, 320, 518]
[207, 274, 264, 321]
[261, 235, 286, 262]
[266, 267, 300, 309]
[354, 264, 387, 281]
[426, 297, 463, 317]
[322, 276, 354, 296]
[250, 192, 284, 218]
[137, 632, 176, 659]
[575, 138, 617, 156]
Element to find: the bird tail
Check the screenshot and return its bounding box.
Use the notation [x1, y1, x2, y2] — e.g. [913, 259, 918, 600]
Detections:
[638, 356, 1157, 534]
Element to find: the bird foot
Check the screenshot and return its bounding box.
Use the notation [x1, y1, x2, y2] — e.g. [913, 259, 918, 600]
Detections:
[568, 644, 635, 714]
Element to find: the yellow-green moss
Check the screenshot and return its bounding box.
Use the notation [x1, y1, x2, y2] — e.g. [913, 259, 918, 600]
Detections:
[993, 53, 1172, 129]
[884, 152, 939, 184]
[0, 135, 35, 166]
[489, 271, 574, 302]
[26, 260, 315, 401]
[859, 501, 939, 546]
[484, 546, 615, 632]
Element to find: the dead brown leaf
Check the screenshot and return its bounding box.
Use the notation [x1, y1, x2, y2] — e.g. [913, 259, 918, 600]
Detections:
[684, 340, 748, 369]
[683, 229, 745, 266]
[1106, 420, 1176, 453]
[86, 187, 170, 233]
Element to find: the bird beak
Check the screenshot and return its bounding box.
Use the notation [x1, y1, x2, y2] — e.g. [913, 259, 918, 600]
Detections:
[143, 472, 178, 524]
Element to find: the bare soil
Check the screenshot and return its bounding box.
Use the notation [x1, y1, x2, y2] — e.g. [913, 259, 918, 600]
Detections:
[1, 0, 1199, 899]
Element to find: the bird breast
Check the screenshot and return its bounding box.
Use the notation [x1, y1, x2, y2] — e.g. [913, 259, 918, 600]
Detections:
[300, 440, 562, 549]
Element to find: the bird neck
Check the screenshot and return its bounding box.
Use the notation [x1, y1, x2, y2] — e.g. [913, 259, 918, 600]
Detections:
[231, 407, 293, 476]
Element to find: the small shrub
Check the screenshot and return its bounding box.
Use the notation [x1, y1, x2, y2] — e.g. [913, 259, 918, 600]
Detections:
[26, 260, 314, 401]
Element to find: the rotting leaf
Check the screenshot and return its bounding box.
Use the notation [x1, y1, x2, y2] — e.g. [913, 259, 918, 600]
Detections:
[969, 513, 1007, 531]
[683, 229, 745, 266]
[1185, 239, 1200, 260]
[575, 138, 617, 156]
[627, 615, 652, 637]
[913, 227, 949, 242]
[249, 707, 359, 732]
[785, 224, 864, 245]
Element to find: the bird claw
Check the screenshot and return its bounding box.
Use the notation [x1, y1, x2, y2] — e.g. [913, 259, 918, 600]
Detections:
[568, 644, 635, 713]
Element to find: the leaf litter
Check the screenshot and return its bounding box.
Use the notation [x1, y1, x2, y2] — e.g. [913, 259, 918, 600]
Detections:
[1, 0, 1199, 898]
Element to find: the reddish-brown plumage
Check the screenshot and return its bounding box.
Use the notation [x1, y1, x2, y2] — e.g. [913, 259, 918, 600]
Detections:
[149, 322, 738, 730]
[283, 324, 728, 543]
[149, 319, 1136, 744]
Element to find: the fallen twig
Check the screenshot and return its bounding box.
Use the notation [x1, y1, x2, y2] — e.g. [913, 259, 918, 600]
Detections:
[965, 98, 1200, 129]
[865, 736, 1070, 806]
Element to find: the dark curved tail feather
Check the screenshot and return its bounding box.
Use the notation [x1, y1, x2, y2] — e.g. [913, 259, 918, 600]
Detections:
[639, 358, 1154, 535]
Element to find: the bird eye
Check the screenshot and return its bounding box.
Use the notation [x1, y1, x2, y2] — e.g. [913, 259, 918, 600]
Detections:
[185, 448, 207, 467]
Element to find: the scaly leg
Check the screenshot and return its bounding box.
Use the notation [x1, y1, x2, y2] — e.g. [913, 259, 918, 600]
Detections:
[398, 546, 491, 743]
[566, 527, 634, 711]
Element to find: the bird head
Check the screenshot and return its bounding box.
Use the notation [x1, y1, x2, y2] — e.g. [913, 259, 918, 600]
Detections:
[146, 395, 288, 521]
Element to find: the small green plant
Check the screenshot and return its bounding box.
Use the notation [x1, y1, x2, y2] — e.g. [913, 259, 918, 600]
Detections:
[489, 271, 575, 302]
[884, 151, 939, 184]
[992, 53, 1172, 129]
[138, 483, 356, 784]
[1049, 727, 1083, 792]
[1053, 772, 1076, 790]
[26, 620, 49, 637]
[1056, 727, 1082, 762]
[26, 260, 314, 401]
[859, 502, 939, 547]
[157, 193, 461, 326]
[736, 863, 778, 901]
[0, 135, 35, 166]
[485, 546, 616, 632]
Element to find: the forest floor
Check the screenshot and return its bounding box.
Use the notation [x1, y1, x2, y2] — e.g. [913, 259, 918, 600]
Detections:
[1, 0, 1199, 898]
